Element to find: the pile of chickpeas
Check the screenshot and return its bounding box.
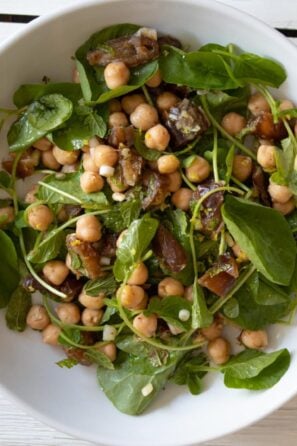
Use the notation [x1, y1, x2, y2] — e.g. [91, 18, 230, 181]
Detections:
[5, 57, 295, 368]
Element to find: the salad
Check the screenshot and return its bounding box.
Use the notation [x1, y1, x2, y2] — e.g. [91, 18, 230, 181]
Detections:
[0, 23, 296, 416]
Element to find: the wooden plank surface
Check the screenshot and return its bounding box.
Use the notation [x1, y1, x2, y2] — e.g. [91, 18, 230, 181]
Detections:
[0, 1, 297, 445]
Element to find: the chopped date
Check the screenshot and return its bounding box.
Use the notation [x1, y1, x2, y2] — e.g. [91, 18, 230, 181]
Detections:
[87, 31, 159, 68]
[119, 146, 144, 187]
[252, 165, 271, 206]
[198, 254, 239, 297]
[66, 234, 103, 279]
[163, 99, 209, 148]
[152, 224, 187, 273]
[192, 181, 225, 234]
[249, 112, 287, 141]
[142, 170, 169, 209]
[108, 125, 134, 148]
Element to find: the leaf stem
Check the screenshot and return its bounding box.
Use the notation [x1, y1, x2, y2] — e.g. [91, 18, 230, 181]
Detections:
[141, 85, 154, 106]
[200, 96, 257, 160]
[231, 175, 251, 192]
[212, 128, 219, 182]
[174, 138, 200, 156]
[180, 169, 196, 191]
[209, 264, 256, 314]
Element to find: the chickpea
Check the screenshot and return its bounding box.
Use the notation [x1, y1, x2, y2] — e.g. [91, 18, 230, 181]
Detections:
[89, 137, 100, 148]
[81, 308, 103, 326]
[117, 284, 146, 310]
[52, 145, 79, 165]
[41, 149, 61, 170]
[26, 304, 50, 330]
[279, 99, 294, 112]
[108, 112, 129, 128]
[268, 181, 293, 203]
[273, 198, 295, 215]
[146, 69, 162, 88]
[134, 294, 148, 310]
[201, 318, 224, 341]
[80, 171, 104, 193]
[248, 92, 270, 116]
[97, 342, 117, 362]
[104, 61, 130, 90]
[32, 137, 52, 152]
[257, 144, 276, 170]
[56, 303, 81, 324]
[156, 91, 179, 111]
[221, 112, 247, 136]
[78, 291, 105, 310]
[158, 277, 184, 298]
[116, 229, 128, 248]
[144, 124, 170, 151]
[133, 313, 158, 337]
[171, 188, 193, 211]
[130, 104, 159, 131]
[0, 207, 14, 226]
[27, 204, 54, 232]
[157, 154, 180, 174]
[76, 214, 102, 242]
[232, 155, 253, 182]
[167, 171, 182, 193]
[108, 99, 122, 113]
[168, 323, 184, 336]
[91, 144, 118, 168]
[185, 156, 211, 183]
[43, 260, 69, 286]
[82, 153, 98, 173]
[42, 324, 61, 345]
[184, 285, 193, 302]
[240, 329, 268, 349]
[121, 94, 146, 114]
[127, 262, 149, 285]
[207, 337, 231, 365]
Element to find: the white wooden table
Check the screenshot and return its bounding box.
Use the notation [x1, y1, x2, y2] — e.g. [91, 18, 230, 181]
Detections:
[0, 1, 297, 445]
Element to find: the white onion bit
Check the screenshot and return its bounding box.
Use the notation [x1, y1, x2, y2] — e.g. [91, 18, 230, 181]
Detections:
[141, 383, 154, 397]
[102, 325, 117, 342]
[100, 256, 111, 266]
[178, 309, 190, 322]
[99, 165, 115, 177]
[112, 192, 126, 202]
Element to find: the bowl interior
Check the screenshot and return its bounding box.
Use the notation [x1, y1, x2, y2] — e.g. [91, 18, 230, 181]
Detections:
[0, 1, 296, 445]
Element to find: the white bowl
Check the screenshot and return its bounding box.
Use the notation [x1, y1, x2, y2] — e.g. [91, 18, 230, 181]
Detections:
[0, 1, 297, 445]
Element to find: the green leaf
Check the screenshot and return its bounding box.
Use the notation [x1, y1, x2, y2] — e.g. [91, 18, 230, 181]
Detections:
[0, 171, 12, 190]
[223, 298, 239, 318]
[8, 94, 73, 151]
[97, 350, 180, 415]
[222, 196, 296, 285]
[0, 230, 20, 308]
[56, 357, 78, 369]
[13, 83, 82, 107]
[146, 296, 192, 331]
[83, 275, 117, 297]
[37, 172, 109, 209]
[223, 349, 290, 390]
[101, 199, 141, 232]
[85, 347, 115, 370]
[191, 281, 213, 329]
[52, 104, 107, 150]
[134, 130, 161, 161]
[27, 230, 66, 264]
[173, 353, 208, 395]
[5, 286, 31, 332]
[113, 215, 159, 281]
[159, 45, 239, 90]
[205, 87, 249, 116]
[116, 334, 170, 366]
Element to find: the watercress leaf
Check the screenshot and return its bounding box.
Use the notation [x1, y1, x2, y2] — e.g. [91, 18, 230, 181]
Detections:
[222, 196, 296, 285]
[192, 281, 213, 329]
[101, 198, 141, 232]
[159, 45, 239, 90]
[97, 350, 180, 415]
[116, 334, 170, 366]
[0, 171, 11, 190]
[27, 230, 66, 264]
[232, 277, 290, 329]
[0, 230, 20, 308]
[113, 215, 159, 281]
[233, 53, 286, 88]
[85, 347, 115, 370]
[134, 130, 161, 161]
[223, 297, 239, 318]
[146, 296, 192, 330]
[8, 94, 73, 151]
[58, 327, 82, 347]
[56, 358, 78, 369]
[5, 286, 31, 332]
[223, 349, 290, 390]
[254, 276, 289, 305]
[75, 59, 93, 102]
[83, 275, 117, 297]
[52, 105, 107, 150]
[173, 352, 208, 395]
[13, 83, 82, 107]
[37, 172, 109, 209]
[205, 87, 249, 116]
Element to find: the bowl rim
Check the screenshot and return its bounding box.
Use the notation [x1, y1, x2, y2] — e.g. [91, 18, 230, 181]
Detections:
[0, 0, 297, 445]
